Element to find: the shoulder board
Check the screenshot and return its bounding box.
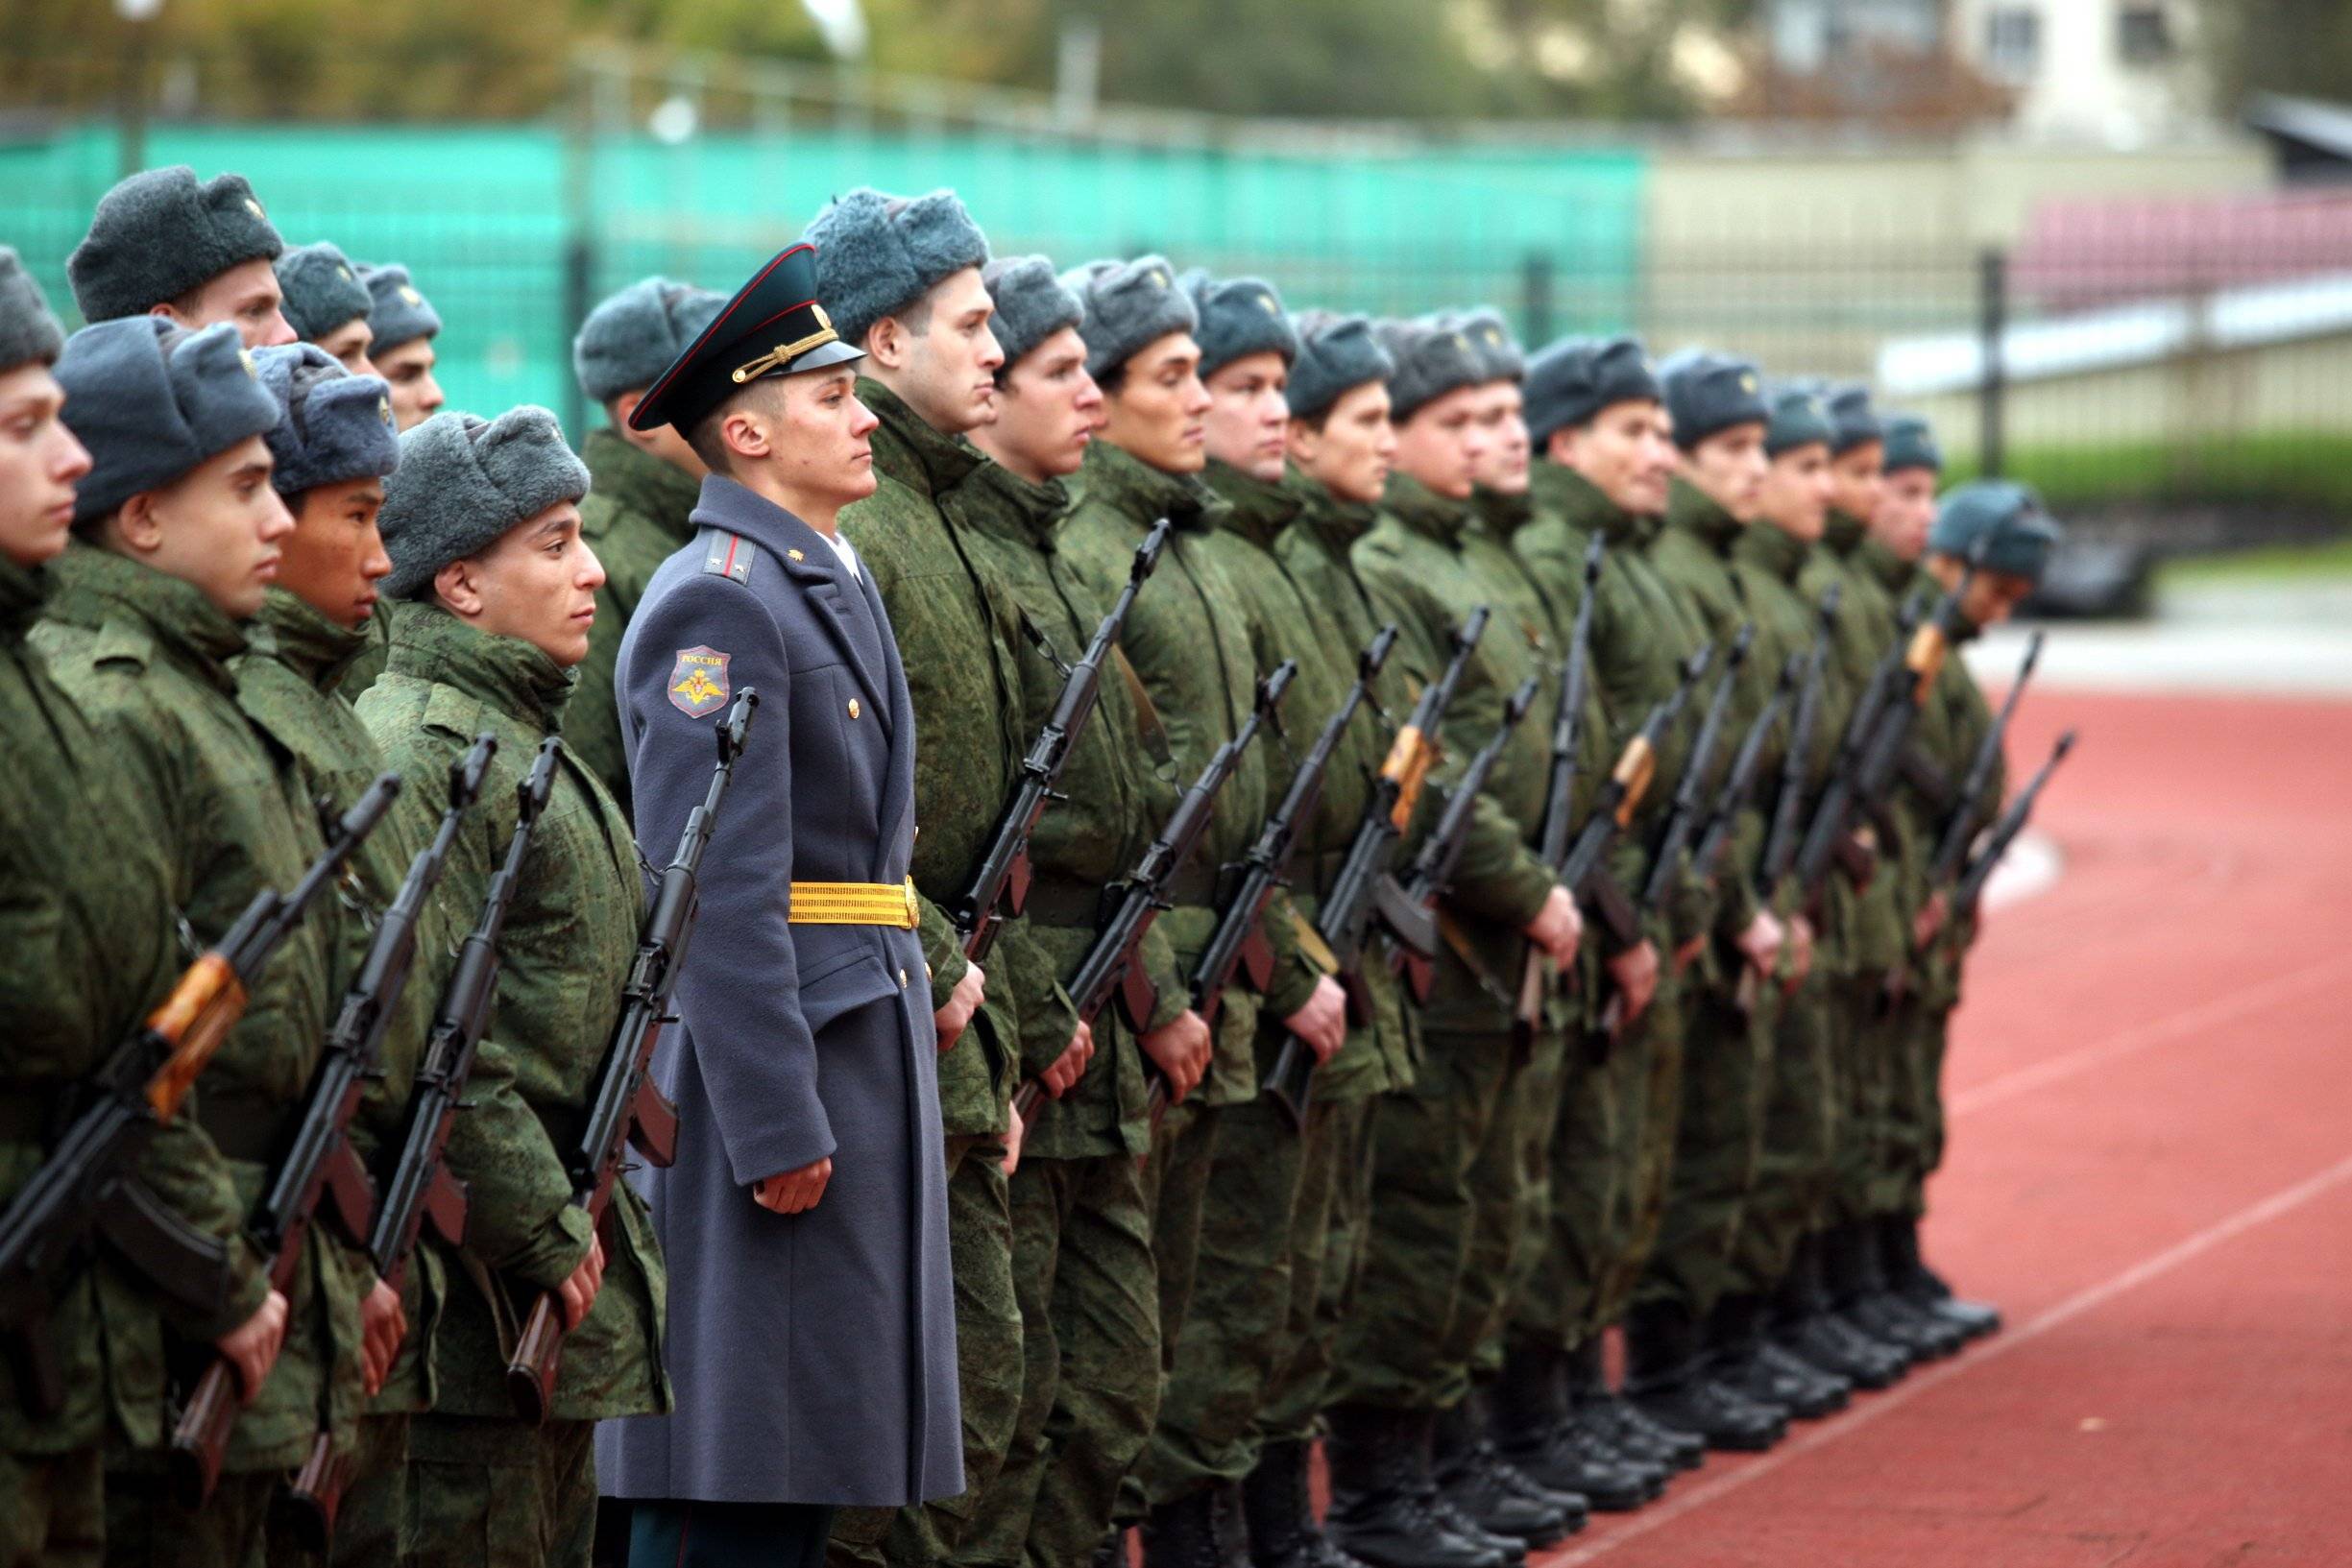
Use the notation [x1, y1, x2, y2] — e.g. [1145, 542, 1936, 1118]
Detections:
[701, 531, 758, 586]
[420, 681, 490, 742]
[90, 616, 156, 672]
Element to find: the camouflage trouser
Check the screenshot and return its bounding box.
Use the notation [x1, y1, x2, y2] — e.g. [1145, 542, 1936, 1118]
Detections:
[1882, 1000, 1956, 1219]
[1468, 1028, 1570, 1386]
[404, 1412, 595, 1568]
[1639, 975, 1778, 1317]
[104, 1463, 276, 1568]
[954, 1150, 1158, 1568]
[303, 1411, 407, 1568]
[1330, 1030, 1520, 1412]
[1510, 1030, 1627, 1356]
[1115, 1098, 1221, 1524]
[1590, 982, 1688, 1330]
[1729, 971, 1840, 1295]
[3, 1445, 102, 1568]
[1255, 1094, 1373, 1443]
[1830, 974, 1897, 1227]
[1141, 1068, 1318, 1506]
[831, 1135, 1024, 1568]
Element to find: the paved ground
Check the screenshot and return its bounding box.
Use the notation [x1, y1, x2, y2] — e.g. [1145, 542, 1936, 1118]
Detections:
[1531, 687, 2352, 1567]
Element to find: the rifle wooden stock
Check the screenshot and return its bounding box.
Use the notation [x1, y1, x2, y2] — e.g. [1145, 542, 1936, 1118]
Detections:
[142, 956, 245, 1122]
[282, 1430, 356, 1554]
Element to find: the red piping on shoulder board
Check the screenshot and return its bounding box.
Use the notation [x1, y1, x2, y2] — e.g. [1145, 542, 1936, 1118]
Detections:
[723, 535, 741, 581]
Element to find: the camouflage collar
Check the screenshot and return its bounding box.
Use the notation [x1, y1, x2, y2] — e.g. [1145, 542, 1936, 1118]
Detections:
[1823, 507, 1867, 556]
[1733, 514, 1811, 584]
[958, 459, 1071, 552]
[1530, 461, 1643, 544]
[247, 587, 371, 692]
[0, 551, 46, 643]
[581, 427, 702, 541]
[383, 597, 576, 736]
[1471, 484, 1533, 541]
[1280, 467, 1377, 556]
[1203, 458, 1303, 550]
[1857, 535, 1915, 594]
[1378, 470, 1470, 547]
[1078, 439, 1226, 535]
[1665, 474, 1743, 555]
[859, 377, 987, 501]
[46, 543, 248, 691]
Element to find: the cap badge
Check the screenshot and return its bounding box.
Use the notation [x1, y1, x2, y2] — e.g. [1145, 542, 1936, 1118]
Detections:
[399, 286, 424, 306]
[1147, 268, 1169, 289]
[244, 198, 266, 220]
[377, 396, 393, 426]
[337, 265, 353, 280]
[1739, 373, 1758, 393]
[1257, 293, 1279, 315]
[237, 348, 258, 379]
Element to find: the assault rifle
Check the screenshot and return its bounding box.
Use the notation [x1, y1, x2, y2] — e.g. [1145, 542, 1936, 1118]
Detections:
[1511, 534, 1604, 1049]
[1011, 663, 1294, 1125]
[1554, 646, 1714, 927]
[507, 689, 759, 1424]
[1313, 607, 1491, 1033]
[274, 736, 496, 1542]
[1638, 625, 1754, 911]
[1756, 586, 1842, 892]
[1387, 676, 1541, 1005]
[1691, 650, 1803, 891]
[1953, 730, 2075, 917]
[0, 779, 397, 1428]
[952, 520, 1169, 964]
[1928, 631, 2044, 887]
[1791, 585, 1936, 901]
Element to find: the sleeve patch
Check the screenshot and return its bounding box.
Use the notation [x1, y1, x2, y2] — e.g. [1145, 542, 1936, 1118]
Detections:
[668, 646, 732, 716]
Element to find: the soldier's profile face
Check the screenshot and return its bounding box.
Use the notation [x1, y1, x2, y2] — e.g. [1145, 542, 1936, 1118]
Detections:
[880, 267, 1003, 437]
[1468, 380, 1530, 496]
[279, 476, 391, 632]
[131, 434, 293, 618]
[376, 338, 444, 430]
[1393, 383, 1487, 501]
[1829, 439, 1885, 523]
[1875, 467, 1938, 562]
[158, 258, 297, 350]
[764, 367, 880, 511]
[1757, 443, 1833, 543]
[314, 316, 377, 379]
[453, 500, 605, 666]
[987, 327, 1100, 480]
[1287, 379, 1393, 507]
[1683, 421, 1768, 523]
[0, 364, 91, 569]
[1099, 331, 1210, 475]
[1201, 350, 1291, 483]
[1559, 398, 1672, 516]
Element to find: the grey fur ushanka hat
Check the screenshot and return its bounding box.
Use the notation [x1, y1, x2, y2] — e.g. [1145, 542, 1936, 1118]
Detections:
[358, 263, 441, 353]
[804, 187, 991, 350]
[1524, 335, 1659, 446]
[573, 277, 726, 405]
[980, 255, 1083, 369]
[378, 407, 590, 597]
[253, 344, 400, 498]
[275, 242, 375, 343]
[1181, 271, 1299, 379]
[1287, 311, 1394, 422]
[68, 166, 284, 324]
[0, 248, 66, 374]
[55, 319, 283, 525]
[1658, 348, 1769, 451]
[1063, 255, 1198, 382]
[1377, 316, 1486, 422]
[1446, 308, 1525, 384]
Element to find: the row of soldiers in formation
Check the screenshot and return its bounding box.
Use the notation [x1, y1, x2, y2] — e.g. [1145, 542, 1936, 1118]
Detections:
[0, 165, 2066, 1568]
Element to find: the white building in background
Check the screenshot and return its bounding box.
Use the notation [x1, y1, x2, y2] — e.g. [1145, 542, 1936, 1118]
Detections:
[1949, 0, 2212, 143]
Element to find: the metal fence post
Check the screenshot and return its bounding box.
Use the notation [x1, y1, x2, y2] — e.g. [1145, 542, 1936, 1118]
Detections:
[1521, 252, 1555, 348]
[1977, 247, 2007, 479]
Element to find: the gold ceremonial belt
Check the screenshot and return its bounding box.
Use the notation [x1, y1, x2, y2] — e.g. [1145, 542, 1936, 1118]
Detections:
[788, 878, 922, 929]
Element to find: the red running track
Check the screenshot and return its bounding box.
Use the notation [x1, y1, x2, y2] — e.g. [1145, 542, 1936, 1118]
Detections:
[1539, 688, 2352, 1568]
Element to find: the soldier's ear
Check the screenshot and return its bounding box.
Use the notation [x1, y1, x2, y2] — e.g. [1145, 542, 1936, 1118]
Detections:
[432, 556, 485, 619]
[112, 490, 167, 557]
[863, 312, 908, 372]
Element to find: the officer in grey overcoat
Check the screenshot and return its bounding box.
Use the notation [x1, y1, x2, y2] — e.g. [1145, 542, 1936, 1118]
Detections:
[596, 242, 961, 1568]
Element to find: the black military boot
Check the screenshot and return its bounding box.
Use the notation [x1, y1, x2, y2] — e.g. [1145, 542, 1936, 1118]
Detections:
[1625, 1299, 1787, 1454]
[1489, 1343, 1660, 1510]
[1432, 1398, 1572, 1549]
[1710, 1293, 1848, 1420]
[1772, 1234, 1907, 1389]
[1145, 1491, 1233, 1568]
[1244, 1438, 1363, 1568]
[1829, 1221, 1965, 1361]
[1323, 1404, 1514, 1568]
[1569, 1334, 1703, 1474]
[1883, 1215, 2002, 1339]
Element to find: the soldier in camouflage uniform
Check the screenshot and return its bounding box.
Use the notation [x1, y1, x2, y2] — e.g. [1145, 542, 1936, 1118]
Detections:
[359, 407, 667, 1568]
[1051, 255, 1289, 1567]
[1134, 272, 1353, 1568]
[800, 189, 1040, 1568]
[1324, 316, 1586, 1568]
[957, 256, 1194, 1568]
[0, 253, 188, 1568]
[274, 241, 378, 377]
[566, 277, 724, 817]
[334, 263, 448, 700]
[1510, 337, 1727, 1464]
[231, 344, 425, 1567]
[36, 317, 333, 1568]
[66, 165, 296, 350]
[1637, 351, 1806, 1436]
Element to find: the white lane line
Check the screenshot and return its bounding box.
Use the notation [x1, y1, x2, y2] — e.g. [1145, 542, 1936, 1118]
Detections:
[1541, 1148, 2352, 1565]
[1977, 830, 2060, 912]
[1949, 952, 2352, 1119]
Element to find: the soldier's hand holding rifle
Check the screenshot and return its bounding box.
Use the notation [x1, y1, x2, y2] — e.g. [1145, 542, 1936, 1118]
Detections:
[934, 962, 986, 1051]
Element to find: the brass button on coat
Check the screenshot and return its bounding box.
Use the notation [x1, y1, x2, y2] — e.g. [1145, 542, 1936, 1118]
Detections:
[848, 697, 861, 719]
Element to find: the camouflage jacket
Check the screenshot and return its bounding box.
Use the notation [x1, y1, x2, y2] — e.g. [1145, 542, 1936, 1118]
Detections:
[1797, 513, 1910, 976]
[0, 552, 181, 1455]
[839, 379, 1032, 1139]
[1515, 463, 1714, 946]
[1353, 473, 1559, 1035]
[1062, 441, 1293, 1106]
[1730, 512, 1847, 929]
[950, 457, 1183, 1160]
[573, 428, 704, 819]
[356, 601, 667, 1421]
[1270, 471, 1420, 1095]
[231, 588, 450, 1417]
[33, 545, 347, 1467]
